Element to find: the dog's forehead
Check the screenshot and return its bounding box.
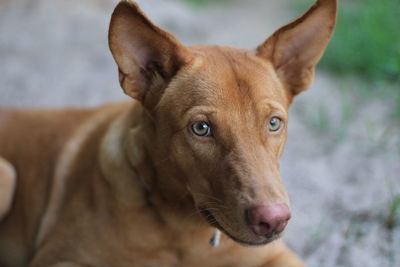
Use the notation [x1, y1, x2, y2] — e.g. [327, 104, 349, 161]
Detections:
[164, 45, 289, 112]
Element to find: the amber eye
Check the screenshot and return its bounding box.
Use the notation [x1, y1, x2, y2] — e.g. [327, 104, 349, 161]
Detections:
[268, 117, 282, 132]
[191, 122, 212, 137]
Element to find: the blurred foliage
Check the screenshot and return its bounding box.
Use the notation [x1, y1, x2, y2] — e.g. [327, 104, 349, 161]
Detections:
[292, 0, 400, 84]
[386, 195, 400, 229]
[181, 0, 207, 6]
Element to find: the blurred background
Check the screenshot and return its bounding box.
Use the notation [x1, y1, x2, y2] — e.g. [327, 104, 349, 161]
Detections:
[0, 0, 399, 266]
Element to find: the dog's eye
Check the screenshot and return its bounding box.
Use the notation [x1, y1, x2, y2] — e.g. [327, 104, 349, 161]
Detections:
[268, 117, 282, 132]
[191, 122, 212, 137]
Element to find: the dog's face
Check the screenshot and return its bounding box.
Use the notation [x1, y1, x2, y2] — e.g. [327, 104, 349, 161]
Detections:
[109, 0, 336, 246]
[155, 47, 290, 245]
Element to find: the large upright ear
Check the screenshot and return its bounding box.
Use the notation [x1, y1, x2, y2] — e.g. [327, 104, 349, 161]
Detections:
[257, 0, 337, 97]
[108, 0, 192, 108]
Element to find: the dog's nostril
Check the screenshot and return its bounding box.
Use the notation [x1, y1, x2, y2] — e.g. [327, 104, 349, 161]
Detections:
[257, 222, 271, 233]
[247, 203, 291, 236]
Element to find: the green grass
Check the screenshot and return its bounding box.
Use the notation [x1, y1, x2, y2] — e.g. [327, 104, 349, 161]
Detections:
[322, 0, 400, 82]
[385, 195, 400, 229]
[291, 0, 400, 140]
[181, 0, 207, 6]
[293, 0, 400, 83]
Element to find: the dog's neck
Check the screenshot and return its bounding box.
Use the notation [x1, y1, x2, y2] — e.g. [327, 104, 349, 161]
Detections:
[99, 103, 197, 220]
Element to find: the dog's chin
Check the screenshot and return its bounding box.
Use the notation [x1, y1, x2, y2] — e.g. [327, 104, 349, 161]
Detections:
[198, 207, 280, 247]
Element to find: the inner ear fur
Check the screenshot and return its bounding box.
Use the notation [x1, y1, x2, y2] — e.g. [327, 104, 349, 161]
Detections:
[108, 0, 192, 108]
[257, 0, 337, 98]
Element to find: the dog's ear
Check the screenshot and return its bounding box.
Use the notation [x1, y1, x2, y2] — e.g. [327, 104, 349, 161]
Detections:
[109, 0, 192, 108]
[257, 0, 337, 98]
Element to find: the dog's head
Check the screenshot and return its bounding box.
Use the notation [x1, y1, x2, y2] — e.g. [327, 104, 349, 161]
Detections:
[109, 0, 336, 246]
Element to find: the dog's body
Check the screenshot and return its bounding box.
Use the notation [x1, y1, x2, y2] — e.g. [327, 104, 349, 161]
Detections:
[0, 1, 336, 266]
[0, 103, 301, 266]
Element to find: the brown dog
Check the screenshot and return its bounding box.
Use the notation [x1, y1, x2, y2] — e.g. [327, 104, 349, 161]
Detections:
[0, 0, 336, 266]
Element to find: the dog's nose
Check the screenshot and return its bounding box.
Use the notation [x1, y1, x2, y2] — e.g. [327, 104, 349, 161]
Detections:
[247, 203, 291, 236]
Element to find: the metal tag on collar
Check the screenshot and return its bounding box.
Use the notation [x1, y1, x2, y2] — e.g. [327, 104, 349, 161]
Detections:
[209, 228, 221, 247]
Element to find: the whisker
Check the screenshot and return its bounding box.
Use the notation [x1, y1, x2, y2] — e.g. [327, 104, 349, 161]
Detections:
[191, 192, 223, 203]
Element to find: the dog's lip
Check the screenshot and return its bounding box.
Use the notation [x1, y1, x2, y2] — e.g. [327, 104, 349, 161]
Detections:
[198, 207, 222, 229]
[198, 207, 279, 247]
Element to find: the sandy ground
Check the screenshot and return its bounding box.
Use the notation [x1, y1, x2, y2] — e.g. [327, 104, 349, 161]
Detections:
[0, 0, 399, 266]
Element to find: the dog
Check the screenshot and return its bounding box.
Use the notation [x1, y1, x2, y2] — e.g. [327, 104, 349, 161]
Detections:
[0, 0, 336, 266]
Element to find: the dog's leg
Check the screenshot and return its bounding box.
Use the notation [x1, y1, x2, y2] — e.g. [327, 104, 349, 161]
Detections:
[0, 157, 16, 220]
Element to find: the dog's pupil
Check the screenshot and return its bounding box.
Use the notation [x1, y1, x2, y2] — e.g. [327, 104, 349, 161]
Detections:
[269, 118, 280, 130]
[193, 122, 209, 136]
[198, 123, 207, 132]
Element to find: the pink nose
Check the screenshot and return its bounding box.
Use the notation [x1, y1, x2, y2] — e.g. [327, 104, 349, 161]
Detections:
[247, 203, 291, 236]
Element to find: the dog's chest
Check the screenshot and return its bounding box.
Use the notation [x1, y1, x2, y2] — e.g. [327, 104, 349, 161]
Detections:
[83, 226, 267, 267]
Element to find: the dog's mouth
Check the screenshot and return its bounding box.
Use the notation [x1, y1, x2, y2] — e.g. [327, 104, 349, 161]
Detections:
[198, 207, 279, 247]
